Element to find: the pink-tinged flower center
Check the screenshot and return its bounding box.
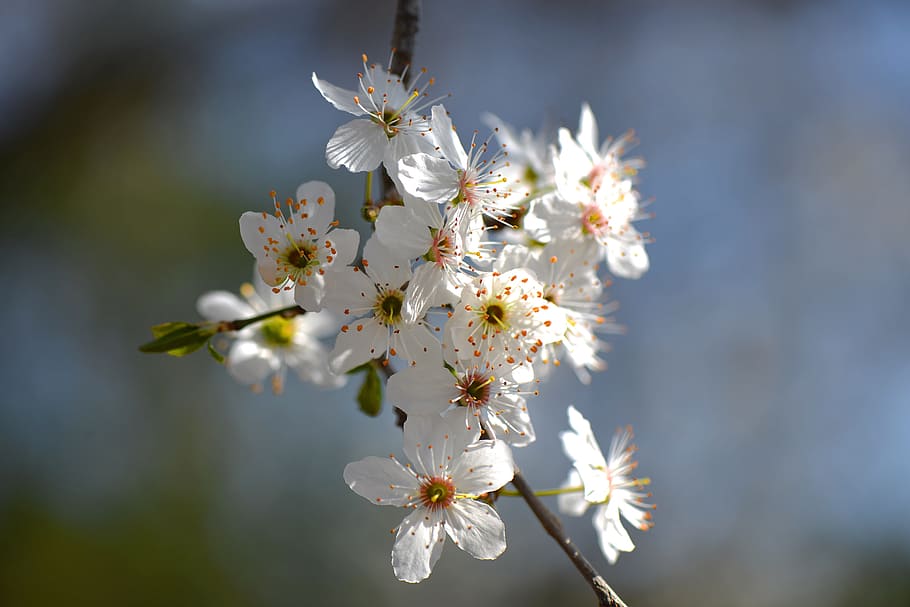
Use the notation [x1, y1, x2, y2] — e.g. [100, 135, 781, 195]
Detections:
[456, 371, 492, 409]
[581, 203, 610, 237]
[584, 164, 608, 191]
[428, 231, 456, 267]
[419, 476, 455, 511]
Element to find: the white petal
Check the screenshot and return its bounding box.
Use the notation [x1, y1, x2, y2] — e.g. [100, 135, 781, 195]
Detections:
[329, 317, 388, 374]
[444, 499, 506, 560]
[397, 153, 460, 204]
[362, 235, 412, 289]
[450, 440, 514, 495]
[375, 205, 432, 260]
[321, 267, 375, 316]
[392, 508, 445, 583]
[403, 409, 478, 477]
[295, 180, 335, 236]
[343, 456, 419, 507]
[390, 323, 442, 368]
[384, 130, 437, 181]
[196, 291, 254, 322]
[430, 104, 468, 168]
[606, 239, 649, 279]
[226, 340, 278, 385]
[294, 275, 326, 312]
[402, 262, 447, 322]
[593, 503, 635, 564]
[576, 102, 599, 157]
[311, 72, 364, 116]
[326, 119, 387, 172]
[387, 365, 456, 416]
[557, 470, 591, 517]
[324, 228, 360, 269]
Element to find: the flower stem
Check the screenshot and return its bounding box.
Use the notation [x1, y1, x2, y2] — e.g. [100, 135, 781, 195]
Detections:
[498, 485, 584, 498]
[365, 171, 373, 204]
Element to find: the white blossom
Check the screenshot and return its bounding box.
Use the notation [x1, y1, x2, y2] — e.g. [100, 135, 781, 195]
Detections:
[238, 181, 359, 311]
[557, 406, 655, 564]
[343, 410, 515, 582]
[196, 276, 344, 394]
[322, 235, 442, 373]
[312, 55, 439, 179]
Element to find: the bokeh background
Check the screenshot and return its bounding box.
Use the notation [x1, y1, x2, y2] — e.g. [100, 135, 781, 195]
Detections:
[1, 0, 909, 605]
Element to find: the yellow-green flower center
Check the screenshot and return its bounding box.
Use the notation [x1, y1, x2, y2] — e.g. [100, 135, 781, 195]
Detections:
[261, 316, 295, 347]
[375, 291, 404, 325]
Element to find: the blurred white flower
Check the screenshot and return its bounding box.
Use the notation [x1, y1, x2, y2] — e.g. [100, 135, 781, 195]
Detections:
[558, 406, 654, 564]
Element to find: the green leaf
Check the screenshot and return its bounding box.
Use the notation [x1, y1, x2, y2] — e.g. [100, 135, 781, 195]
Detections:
[139, 321, 215, 357]
[356, 363, 383, 417]
[207, 341, 225, 364]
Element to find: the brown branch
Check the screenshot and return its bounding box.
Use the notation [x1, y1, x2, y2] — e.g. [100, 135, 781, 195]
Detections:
[216, 304, 303, 333]
[381, 0, 422, 204]
[510, 469, 629, 607]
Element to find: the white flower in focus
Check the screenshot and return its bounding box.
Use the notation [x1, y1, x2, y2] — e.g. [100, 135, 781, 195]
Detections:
[494, 242, 623, 384]
[322, 235, 442, 373]
[398, 105, 513, 225]
[374, 195, 474, 322]
[387, 352, 538, 446]
[239, 181, 359, 311]
[196, 278, 345, 394]
[557, 406, 654, 564]
[446, 269, 567, 384]
[312, 55, 439, 178]
[343, 410, 515, 583]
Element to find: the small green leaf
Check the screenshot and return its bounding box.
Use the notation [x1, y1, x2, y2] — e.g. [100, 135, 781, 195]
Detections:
[356, 363, 383, 417]
[139, 321, 215, 357]
[207, 341, 225, 364]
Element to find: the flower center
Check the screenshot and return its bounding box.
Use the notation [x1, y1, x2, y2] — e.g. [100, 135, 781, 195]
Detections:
[581, 203, 610, 237]
[374, 290, 404, 325]
[482, 301, 508, 330]
[456, 371, 492, 408]
[261, 316, 295, 347]
[419, 476, 455, 511]
[281, 241, 319, 273]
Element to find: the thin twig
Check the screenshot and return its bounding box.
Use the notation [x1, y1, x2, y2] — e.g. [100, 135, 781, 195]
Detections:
[509, 470, 629, 607]
[216, 304, 303, 333]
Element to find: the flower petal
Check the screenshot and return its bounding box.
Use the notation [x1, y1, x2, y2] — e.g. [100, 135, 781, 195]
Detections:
[397, 153, 460, 204]
[557, 470, 590, 517]
[450, 440, 514, 495]
[430, 104, 468, 168]
[311, 72, 364, 116]
[444, 499, 506, 560]
[392, 508, 445, 583]
[375, 205, 432, 260]
[196, 291, 254, 322]
[386, 365, 456, 417]
[326, 119, 386, 172]
[329, 317, 388, 374]
[343, 455, 419, 507]
[226, 339, 278, 385]
[295, 180, 335, 237]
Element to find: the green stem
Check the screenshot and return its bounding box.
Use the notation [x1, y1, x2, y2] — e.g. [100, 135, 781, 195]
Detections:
[365, 171, 373, 204]
[499, 485, 584, 498]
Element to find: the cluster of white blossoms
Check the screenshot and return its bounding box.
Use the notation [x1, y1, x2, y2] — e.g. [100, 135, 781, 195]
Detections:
[195, 54, 655, 582]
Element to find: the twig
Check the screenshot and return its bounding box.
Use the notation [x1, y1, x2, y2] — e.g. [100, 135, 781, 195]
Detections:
[509, 470, 629, 607]
[216, 304, 303, 333]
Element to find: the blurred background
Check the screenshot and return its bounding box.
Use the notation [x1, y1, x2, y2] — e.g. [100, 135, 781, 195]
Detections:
[1, 0, 909, 605]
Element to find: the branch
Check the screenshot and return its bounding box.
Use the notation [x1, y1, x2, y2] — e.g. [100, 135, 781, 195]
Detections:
[381, 0, 422, 203]
[215, 304, 303, 333]
[510, 469, 629, 607]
